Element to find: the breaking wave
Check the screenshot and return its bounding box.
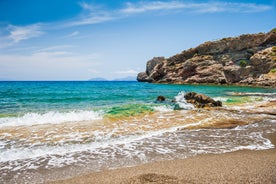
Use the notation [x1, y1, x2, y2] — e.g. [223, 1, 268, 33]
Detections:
[0, 110, 104, 127]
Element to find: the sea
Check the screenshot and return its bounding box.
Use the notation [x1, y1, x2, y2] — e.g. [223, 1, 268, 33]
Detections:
[0, 81, 275, 183]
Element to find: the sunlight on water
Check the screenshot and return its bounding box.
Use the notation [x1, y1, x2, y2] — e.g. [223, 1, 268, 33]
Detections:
[0, 82, 275, 183]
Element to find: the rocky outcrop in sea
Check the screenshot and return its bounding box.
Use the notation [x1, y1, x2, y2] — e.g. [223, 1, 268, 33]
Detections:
[137, 29, 276, 87]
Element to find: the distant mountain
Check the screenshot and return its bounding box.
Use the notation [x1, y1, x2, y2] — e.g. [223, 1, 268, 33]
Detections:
[112, 76, 137, 81]
[88, 77, 108, 81]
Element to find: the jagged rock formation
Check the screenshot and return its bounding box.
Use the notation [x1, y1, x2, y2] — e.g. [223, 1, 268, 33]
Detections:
[137, 30, 276, 87]
[184, 92, 222, 108]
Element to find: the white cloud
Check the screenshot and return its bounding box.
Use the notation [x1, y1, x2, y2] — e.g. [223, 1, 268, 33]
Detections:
[0, 51, 101, 80]
[64, 1, 272, 27]
[33, 51, 73, 57]
[69, 15, 115, 26]
[66, 31, 80, 38]
[36, 45, 75, 52]
[187, 2, 273, 13]
[8, 24, 44, 43]
[115, 69, 139, 75]
[64, 2, 119, 26]
[234, 3, 272, 13]
[0, 1, 272, 39]
[121, 1, 272, 14]
[121, 1, 187, 14]
[79, 2, 94, 11]
[0, 24, 44, 48]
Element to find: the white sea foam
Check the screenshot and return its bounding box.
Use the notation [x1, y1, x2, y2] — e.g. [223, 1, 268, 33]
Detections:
[152, 105, 174, 112]
[227, 92, 276, 97]
[0, 122, 204, 163]
[0, 110, 103, 127]
[1, 122, 275, 184]
[220, 134, 274, 153]
[173, 92, 194, 110]
[213, 97, 228, 102]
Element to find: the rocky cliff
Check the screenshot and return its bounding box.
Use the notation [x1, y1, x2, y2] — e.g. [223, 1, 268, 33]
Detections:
[137, 29, 276, 87]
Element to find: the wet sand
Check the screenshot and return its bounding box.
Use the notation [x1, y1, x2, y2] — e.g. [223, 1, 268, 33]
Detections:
[49, 132, 276, 184]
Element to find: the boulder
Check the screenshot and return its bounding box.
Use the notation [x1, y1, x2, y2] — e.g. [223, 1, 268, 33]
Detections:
[184, 92, 222, 108]
[149, 62, 166, 81]
[156, 96, 166, 102]
[137, 72, 152, 82]
[146, 57, 165, 75]
[223, 65, 241, 83]
[249, 47, 276, 77]
[262, 31, 276, 45]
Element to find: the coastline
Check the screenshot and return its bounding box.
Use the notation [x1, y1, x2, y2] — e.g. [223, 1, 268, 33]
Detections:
[151, 81, 276, 89]
[137, 31, 276, 88]
[49, 132, 276, 184]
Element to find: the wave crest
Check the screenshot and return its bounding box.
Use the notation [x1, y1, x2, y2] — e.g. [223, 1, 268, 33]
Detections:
[0, 110, 103, 127]
[173, 91, 195, 110]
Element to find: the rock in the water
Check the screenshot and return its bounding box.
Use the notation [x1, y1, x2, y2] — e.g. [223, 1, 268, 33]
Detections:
[156, 96, 166, 102]
[184, 92, 222, 108]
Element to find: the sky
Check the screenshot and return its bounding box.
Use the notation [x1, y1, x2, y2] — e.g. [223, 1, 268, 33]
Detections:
[0, 0, 275, 80]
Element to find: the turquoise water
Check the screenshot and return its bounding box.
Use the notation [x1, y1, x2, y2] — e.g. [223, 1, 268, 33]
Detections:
[1, 81, 275, 117]
[0, 81, 276, 183]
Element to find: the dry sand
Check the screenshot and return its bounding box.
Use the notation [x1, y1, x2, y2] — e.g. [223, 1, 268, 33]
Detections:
[48, 133, 276, 184]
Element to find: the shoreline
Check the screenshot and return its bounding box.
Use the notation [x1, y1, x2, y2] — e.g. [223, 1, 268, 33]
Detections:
[49, 132, 276, 184]
[150, 81, 276, 89]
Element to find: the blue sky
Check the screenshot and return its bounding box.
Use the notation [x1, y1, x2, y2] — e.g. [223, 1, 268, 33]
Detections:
[0, 0, 275, 80]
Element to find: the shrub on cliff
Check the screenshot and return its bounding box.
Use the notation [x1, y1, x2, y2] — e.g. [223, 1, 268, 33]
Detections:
[270, 28, 276, 33]
[272, 46, 276, 52]
[239, 60, 248, 67]
[272, 46, 276, 60]
[270, 68, 276, 73]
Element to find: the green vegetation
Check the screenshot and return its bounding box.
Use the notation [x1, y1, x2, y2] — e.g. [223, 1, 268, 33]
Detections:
[270, 68, 276, 73]
[239, 60, 248, 67]
[271, 28, 276, 33]
[271, 47, 276, 57]
[272, 46, 276, 52]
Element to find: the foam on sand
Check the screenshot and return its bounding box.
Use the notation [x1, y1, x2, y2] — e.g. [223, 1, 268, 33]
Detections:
[0, 110, 103, 127]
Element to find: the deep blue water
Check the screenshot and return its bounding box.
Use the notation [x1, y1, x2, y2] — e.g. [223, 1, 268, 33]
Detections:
[0, 81, 275, 117]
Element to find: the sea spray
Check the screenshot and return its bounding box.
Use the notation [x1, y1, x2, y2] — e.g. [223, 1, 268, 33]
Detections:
[0, 110, 103, 127]
[173, 91, 195, 110]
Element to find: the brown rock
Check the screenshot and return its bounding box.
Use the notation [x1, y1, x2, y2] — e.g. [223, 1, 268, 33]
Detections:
[137, 30, 276, 87]
[156, 96, 166, 102]
[184, 92, 222, 108]
[137, 72, 151, 82]
[146, 57, 165, 75]
[223, 65, 241, 83]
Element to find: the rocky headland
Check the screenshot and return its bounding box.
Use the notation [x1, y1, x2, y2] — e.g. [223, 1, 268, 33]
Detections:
[137, 29, 276, 87]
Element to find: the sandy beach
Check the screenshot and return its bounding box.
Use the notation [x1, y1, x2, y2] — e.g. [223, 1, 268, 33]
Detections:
[48, 132, 276, 184]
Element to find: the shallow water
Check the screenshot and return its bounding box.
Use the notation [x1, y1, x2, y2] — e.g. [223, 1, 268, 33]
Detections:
[0, 81, 275, 183]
